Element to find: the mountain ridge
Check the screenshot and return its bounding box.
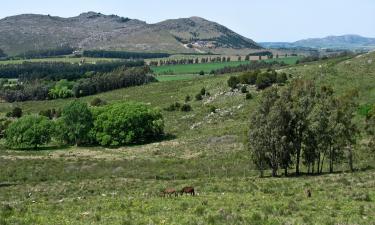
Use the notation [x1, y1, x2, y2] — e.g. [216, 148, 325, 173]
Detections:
[0, 12, 261, 56]
[260, 34, 375, 50]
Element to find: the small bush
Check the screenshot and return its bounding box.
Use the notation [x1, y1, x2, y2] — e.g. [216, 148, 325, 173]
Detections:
[240, 86, 248, 93]
[209, 106, 217, 113]
[6, 107, 22, 118]
[200, 87, 206, 96]
[227, 76, 240, 89]
[164, 102, 181, 111]
[245, 93, 253, 100]
[90, 98, 107, 107]
[185, 95, 191, 102]
[181, 104, 192, 112]
[199, 70, 205, 76]
[195, 94, 203, 101]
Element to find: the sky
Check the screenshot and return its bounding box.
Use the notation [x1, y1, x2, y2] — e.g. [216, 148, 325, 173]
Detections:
[1, 0, 375, 42]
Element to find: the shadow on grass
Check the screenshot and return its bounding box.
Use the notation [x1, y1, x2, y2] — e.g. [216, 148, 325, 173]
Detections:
[265, 165, 375, 179]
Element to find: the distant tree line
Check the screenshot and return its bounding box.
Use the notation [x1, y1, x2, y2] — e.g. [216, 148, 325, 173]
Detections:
[73, 66, 156, 98]
[227, 69, 288, 90]
[213, 61, 287, 75]
[83, 50, 170, 59]
[12, 47, 74, 60]
[0, 66, 155, 102]
[0, 61, 144, 80]
[249, 80, 358, 177]
[150, 56, 234, 67]
[4, 101, 164, 149]
[247, 51, 273, 57]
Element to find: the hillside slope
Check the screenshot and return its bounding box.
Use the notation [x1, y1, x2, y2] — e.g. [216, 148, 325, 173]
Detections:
[0, 12, 261, 56]
[261, 35, 375, 50]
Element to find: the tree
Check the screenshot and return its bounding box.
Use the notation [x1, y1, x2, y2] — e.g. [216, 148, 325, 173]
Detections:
[92, 102, 164, 146]
[249, 88, 281, 176]
[0, 48, 7, 58]
[227, 76, 240, 89]
[245, 55, 250, 61]
[6, 107, 23, 118]
[5, 115, 54, 149]
[56, 101, 93, 146]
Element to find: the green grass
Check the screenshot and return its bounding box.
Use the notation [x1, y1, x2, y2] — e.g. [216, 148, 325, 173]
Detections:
[151, 57, 300, 75]
[0, 53, 374, 224]
[156, 74, 205, 82]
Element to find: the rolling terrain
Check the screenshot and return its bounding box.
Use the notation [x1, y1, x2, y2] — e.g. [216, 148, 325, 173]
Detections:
[261, 34, 375, 50]
[0, 12, 261, 56]
[0, 51, 374, 224]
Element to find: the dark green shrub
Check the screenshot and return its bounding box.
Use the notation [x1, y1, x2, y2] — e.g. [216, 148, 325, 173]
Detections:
[90, 98, 107, 107]
[6, 107, 23, 118]
[181, 104, 192, 112]
[276, 72, 288, 84]
[164, 102, 181, 111]
[209, 106, 217, 113]
[227, 76, 240, 89]
[56, 101, 93, 146]
[92, 102, 164, 146]
[195, 94, 203, 101]
[245, 93, 253, 100]
[200, 87, 206, 96]
[241, 86, 248, 93]
[5, 115, 54, 149]
[199, 70, 205, 76]
[185, 95, 191, 102]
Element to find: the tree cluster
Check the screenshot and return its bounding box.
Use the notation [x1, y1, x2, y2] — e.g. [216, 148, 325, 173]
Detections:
[248, 80, 358, 177]
[0, 63, 154, 102]
[4, 101, 164, 149]
[0, 61, 143, 80]
[83, 50, 170, 59]
[228, 70, 287, 90]
[13, 47, 74, 60]
[213, 61, 286, 75]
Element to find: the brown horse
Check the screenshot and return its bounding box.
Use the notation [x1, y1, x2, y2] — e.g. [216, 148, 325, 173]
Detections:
[180, 186, 195, 196]
[162, 188, 178, 197]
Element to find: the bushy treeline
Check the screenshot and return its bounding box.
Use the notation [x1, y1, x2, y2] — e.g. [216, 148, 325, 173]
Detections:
[213, 61, 286, 75]
[247, 51, 273, 56]
[0, 66, 156, 102]
[0, 61, 144, 80]
[12, 47, 74, 59]
[228, 69, 287, 90]
[83, 50, 170, 59]
[73, 66, 156, 97]
[150, 56, 236, 67]
[5, 101, 164, 149]
[249, 80, 359, 177]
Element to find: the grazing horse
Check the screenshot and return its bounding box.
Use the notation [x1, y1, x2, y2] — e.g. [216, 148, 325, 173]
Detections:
[162, 188, 178, 197]
[180, 186, 195, 196]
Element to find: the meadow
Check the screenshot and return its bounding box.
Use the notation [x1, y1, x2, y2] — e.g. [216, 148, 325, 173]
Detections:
[0, 53, 374, 224]
[151, 57, 300, 75]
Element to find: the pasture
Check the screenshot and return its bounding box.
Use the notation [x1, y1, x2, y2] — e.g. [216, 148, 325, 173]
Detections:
[0, 53, 375, 224]
[151, 57, 300, 75]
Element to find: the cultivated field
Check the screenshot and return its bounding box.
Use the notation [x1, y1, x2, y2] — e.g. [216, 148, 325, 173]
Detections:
[0, 53, 374, 224]
[151, 57, 300, 75]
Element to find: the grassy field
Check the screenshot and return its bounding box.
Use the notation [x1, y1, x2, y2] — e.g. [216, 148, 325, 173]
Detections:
[151, 57, 300, 75]
[0, 53, 374, 224]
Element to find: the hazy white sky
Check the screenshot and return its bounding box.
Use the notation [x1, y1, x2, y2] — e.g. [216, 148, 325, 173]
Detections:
[1, 0, 374, 42]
